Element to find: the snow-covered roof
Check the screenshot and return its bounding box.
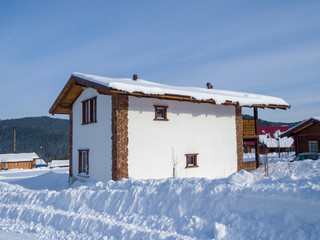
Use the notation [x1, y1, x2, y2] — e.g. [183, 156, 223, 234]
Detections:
[48, 160, 69, 168]
[50, 72, 290, 115]
[74, 72, 290, 108]
[0, 153, 39, 163]
[258, 126, 294, 148]
[36, 159, 46, 165]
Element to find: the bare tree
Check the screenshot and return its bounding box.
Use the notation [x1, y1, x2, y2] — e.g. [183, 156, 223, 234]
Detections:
[171, 147, 178, 177]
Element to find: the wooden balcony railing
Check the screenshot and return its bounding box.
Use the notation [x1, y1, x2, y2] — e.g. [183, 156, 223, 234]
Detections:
[243, 119, 256, 135]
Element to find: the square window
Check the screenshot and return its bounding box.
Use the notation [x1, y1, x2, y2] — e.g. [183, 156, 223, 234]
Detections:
[157, 108, 164, 118]
[188, 155, 195, 165]
[185, 153, 199, 168]
[154, 105, 168, 121]
[309, 141, 318, 152]
[24, 162, 27, 166]
[14, 162, 18, 167]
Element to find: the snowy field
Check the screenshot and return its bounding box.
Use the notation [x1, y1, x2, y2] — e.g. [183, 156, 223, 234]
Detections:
[0, 155, 320, 240]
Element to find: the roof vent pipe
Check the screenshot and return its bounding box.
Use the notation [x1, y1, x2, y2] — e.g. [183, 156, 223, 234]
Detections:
[206, 82, 213, 89]
[132, 74, 138, 81]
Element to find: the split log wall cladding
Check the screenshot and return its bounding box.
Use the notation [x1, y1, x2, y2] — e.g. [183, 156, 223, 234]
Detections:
[296, 136, 320, 153]
[1, 160, 35, 170]
[235, 106, 245, 171]
[111, 94, 129, 180]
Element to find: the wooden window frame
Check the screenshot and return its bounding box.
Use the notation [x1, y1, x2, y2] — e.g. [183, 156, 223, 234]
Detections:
[154, 105, 169, 121]
[14, 162, 18, 167]
[185, 153, 199, 168]
[309, 141, 318, 153]
[82, 97, 97, 125]
[78, 149, 89, 176]
[24, 162, 27, 166]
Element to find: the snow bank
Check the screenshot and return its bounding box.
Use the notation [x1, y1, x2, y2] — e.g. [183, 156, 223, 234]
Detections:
[0, 161, 319, 239]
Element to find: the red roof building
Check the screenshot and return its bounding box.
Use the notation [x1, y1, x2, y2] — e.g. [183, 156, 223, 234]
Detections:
[245, 126, 294, 153]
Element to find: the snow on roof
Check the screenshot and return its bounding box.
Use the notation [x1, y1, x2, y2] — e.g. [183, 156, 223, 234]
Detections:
[259, 126, 294, 148]
[36, 159, 46, 165]
[0, 153, 39, 163]
[72, 72, 290, 108]
[48, 160, 69, 168]
[280, 117, 320, 137]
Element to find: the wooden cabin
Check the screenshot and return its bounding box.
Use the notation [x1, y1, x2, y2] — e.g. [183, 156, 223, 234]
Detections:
[0, 153, 39, 170]
[280, 117, 320, 155]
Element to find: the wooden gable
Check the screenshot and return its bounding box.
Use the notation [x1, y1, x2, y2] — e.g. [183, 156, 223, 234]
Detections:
[280, 118, 320, 138]
[49, 76, 111, 115]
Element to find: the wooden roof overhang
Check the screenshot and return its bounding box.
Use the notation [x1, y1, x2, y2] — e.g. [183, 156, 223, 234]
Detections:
[49, 76, 112, 115]
[280, 118, 320, 138]
[49, 75, 291, 115]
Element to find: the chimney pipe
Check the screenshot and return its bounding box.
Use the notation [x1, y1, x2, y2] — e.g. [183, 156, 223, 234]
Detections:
[206, 82, 213, 89]
[132, 74, 138, 81]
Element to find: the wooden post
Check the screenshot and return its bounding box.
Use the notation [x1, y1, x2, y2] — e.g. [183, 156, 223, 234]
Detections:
[294, 136, 299, 155]
[254, 107, 260, 168]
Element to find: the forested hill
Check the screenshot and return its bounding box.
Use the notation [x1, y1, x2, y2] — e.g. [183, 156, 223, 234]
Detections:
[0, 116, 301, 161]
[0, 117, 69, 161]
[242, 114, 301, 127]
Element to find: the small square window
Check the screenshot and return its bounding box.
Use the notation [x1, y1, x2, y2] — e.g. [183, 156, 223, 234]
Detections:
[24, 162, 27, 166]
[185, 153, 199, 168]
[309, 141, 318, 152]
[14, 162, 18, 167]
[154, 105, 168, 121]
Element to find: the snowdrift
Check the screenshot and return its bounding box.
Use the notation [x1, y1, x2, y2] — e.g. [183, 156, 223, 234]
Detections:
[0, 159, 320, 239]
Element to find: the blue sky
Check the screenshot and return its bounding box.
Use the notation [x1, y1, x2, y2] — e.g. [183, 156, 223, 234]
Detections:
[0, 0, 319, 122]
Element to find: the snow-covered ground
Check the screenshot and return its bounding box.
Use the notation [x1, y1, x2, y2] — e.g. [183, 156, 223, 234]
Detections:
[0, 156, 319, 240]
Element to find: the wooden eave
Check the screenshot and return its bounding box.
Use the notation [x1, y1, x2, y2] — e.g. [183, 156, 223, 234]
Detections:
[49, 75, 112, 115]
[50, 74, 290, 115]
[280, 118, 320, 137]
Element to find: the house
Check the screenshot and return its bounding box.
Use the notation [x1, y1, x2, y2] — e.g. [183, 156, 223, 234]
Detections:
[36, 159, 47, 168]
[49, 72, 290, 182]
[280, 117, 320, 155]
[0, 152, 39, 170]
[244, 126, 294, 153]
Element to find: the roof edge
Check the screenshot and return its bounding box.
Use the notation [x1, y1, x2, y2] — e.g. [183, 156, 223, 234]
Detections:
[280, 117, 320, 137]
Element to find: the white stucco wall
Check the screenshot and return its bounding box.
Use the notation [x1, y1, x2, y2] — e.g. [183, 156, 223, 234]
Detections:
[72, 88, 112, 181]
[127, 96, 238, 179]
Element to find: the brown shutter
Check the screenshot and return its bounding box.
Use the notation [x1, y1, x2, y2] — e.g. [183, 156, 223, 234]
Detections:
[82, 102, 85, 124]
[90, 99, 93, 122]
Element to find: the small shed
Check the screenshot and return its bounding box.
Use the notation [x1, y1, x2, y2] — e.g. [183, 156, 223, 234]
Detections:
[36, 159, 47, 168]
[280, 117, 320, 155]
[0, 152, 39, 170]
